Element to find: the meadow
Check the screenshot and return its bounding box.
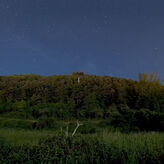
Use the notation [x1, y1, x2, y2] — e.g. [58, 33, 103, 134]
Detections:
[0, 121, 163, 164]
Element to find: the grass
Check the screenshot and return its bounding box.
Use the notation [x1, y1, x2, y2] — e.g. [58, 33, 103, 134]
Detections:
[0, 117, 163, 163]
[0, 127, 163, 163]
[0, 128, 55, 146]
[99, 131, 164, 164]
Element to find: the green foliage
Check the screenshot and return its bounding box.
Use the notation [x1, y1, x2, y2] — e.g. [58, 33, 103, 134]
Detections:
[81, 93, 102, 118]
[52, 102, 68, 119]
[67, 99, 76, 116]
[109, 104, 135, 131]
[108, 105, 164, 132]
[31, 102, 68, 119]
[134, 109, 164, 131]
[139, 72, 160, 82]
[0, 99, 5, 113]
[102, 131, 164, 164]
[4, 100, 13, 112]
[0, 132, 163, 164]
[12, 100, 29, 118]
[0, 128, 54, 146]
[33, 116, 56, 129]
[0, 118, 34, 129]
[0, 73, 163, 131]
[79, 124, 97, 134]
[136, 72, 163, 110]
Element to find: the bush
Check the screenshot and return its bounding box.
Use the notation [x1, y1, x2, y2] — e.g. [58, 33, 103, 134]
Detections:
[134, 108, 164, 131]
[109, 104, 135, 132]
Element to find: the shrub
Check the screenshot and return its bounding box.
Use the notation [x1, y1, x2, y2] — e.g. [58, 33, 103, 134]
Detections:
[134, 109, 164, 131]
[109, 104, 135, 132]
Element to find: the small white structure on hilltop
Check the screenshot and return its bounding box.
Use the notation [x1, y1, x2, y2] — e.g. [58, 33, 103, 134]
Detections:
[72, 72, 84, 84]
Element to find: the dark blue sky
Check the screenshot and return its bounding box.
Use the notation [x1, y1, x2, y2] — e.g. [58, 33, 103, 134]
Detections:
[0, 0, 164, 82]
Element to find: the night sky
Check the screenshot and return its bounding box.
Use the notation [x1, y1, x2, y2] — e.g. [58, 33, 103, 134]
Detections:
[0, 0, 164, 82]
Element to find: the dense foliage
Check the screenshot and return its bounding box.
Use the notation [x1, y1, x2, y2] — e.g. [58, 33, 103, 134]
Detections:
[0, 133, 163, 164]
[0, 72, 163, 131]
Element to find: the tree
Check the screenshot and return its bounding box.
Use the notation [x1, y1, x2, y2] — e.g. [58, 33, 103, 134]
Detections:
[67, 99, 76, 117]
[136, 72, 162, 110]
[82, 93, 102, 118]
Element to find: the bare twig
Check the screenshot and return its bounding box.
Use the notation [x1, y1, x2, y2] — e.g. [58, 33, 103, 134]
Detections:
[72, 120, 83, 137]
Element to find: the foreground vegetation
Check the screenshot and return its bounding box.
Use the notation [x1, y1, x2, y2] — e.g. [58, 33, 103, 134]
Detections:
[0, 128, 163, 164]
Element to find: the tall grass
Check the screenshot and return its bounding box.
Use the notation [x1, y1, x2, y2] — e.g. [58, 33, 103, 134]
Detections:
[100, 131, 164, 164]
[0, 128, 163, 163]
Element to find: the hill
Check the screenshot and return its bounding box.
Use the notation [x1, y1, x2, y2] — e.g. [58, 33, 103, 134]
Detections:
[0, 72, 163, 131]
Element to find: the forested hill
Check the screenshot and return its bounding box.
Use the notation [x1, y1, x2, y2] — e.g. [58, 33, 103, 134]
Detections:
[0, 72, 163, 131]
[0, 72, 163, 109]
[0, 72, 135, 106]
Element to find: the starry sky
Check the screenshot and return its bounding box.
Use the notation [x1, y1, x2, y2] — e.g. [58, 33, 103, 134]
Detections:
[0, 0, 164, 82]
